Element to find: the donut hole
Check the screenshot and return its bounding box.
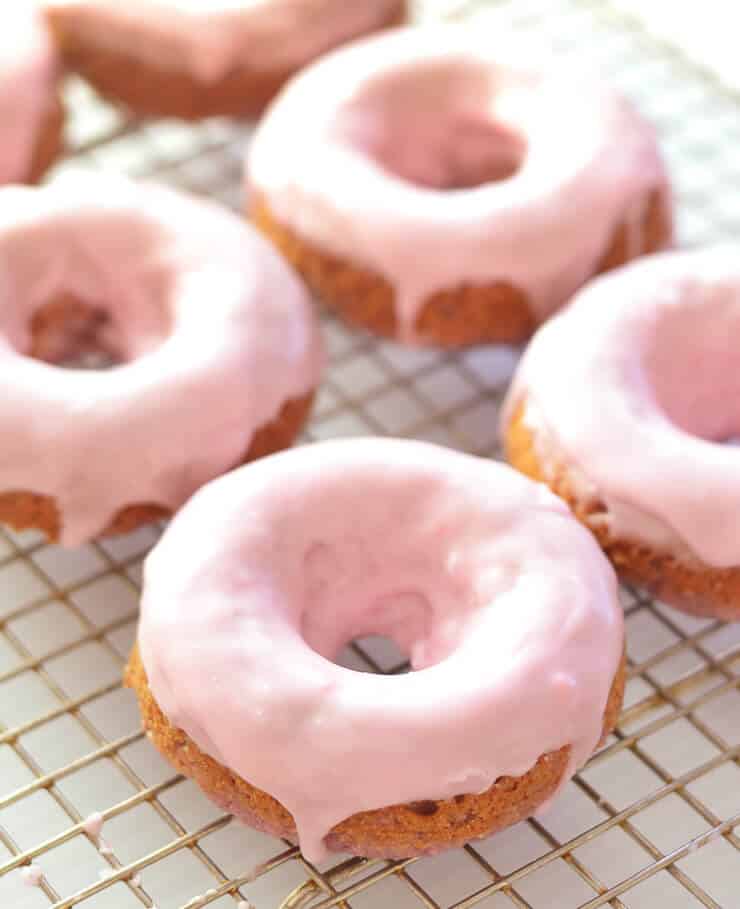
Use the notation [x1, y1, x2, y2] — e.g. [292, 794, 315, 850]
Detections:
[29, 298, 123, 369]
[22, 290, 172, 371]
[301, 581, 444, 674]
[338, 634, 410, 674]
[338, 61, 528, 191]
[647, 287, 740, 443]
[297, 495, 485, 674]
[0, 209, 179, 371]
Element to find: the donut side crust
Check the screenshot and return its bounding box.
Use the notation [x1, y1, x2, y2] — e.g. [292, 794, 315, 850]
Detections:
[504, 402, 740, 620]
[124, 646, 624, 860]
[44, 3, 407, 121]
[251, 187, 672, 348]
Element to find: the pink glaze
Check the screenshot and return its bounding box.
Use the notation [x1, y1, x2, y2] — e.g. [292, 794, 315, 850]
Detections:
[44, 0, 402, 82]
[505, 247, 740, 568]
[248, 26, 671, 343]
[21, 864, 44, 887]
[138, 439, 624, 863]
[82, 811, 104, 840]
[0, 6, 59, 184]
[0, 175, 323, 546]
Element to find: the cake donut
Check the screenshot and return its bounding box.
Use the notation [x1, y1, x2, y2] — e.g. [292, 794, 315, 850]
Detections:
[126, 439, 625, 861]
[0, 7, 63, 185]
[43, 0, 407, 121]
[249, 26, 672, 347]
[0, 175, 323, 546]
[504, 248, 740, 621]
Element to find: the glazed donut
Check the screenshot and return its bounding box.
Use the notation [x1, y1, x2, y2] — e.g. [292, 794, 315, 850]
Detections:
[504, 248, 740, 621]
[43, 0, 407, 121]
[0, 176, 323, 546]
[1, 7, 63, 185]
[249, 26, 672, 348]
[127, 439, 625, 861]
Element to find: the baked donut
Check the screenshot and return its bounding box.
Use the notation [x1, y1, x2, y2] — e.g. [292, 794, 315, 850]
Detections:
[0, 7, 63, 185]
[249, 26, 672, 348]
[0, 175, 323, 546]
[126, 439, 625, 861]
[504, 248, 740, 621]
[43, 0, 407, 121]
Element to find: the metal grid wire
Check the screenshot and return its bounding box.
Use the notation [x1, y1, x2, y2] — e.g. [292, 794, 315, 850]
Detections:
[1, 1, 739, 906]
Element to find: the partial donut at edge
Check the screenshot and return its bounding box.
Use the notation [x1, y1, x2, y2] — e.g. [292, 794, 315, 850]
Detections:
[44, 2, 407, 121]
[505, 403, 740, 621]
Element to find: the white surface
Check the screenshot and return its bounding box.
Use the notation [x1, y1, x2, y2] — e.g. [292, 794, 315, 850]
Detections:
[610, 1, 740, 92]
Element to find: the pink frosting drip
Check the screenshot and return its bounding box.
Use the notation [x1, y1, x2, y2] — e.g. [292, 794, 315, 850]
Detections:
[82, 811, 104, 839]
[0, 175, 323, 545]
[43, 0, 401, 82]
[248, 26, 670, 343]
[139, 439, 624, 863]
[22, 864, 44, 887]
[0, 6, 59, 184]
[505, 247, 740, 568]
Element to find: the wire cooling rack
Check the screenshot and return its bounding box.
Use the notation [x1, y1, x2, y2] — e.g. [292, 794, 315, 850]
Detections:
[1, 1, 739, 907]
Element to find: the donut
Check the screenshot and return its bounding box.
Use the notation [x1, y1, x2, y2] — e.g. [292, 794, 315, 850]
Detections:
[503, 248, 740, 621]
[43, 0, 407, 121]
[0, 175, 323, 546]
[126, 439, 625, 861]
[249, 26, 672, 348]
[1, 8, 63, 185]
